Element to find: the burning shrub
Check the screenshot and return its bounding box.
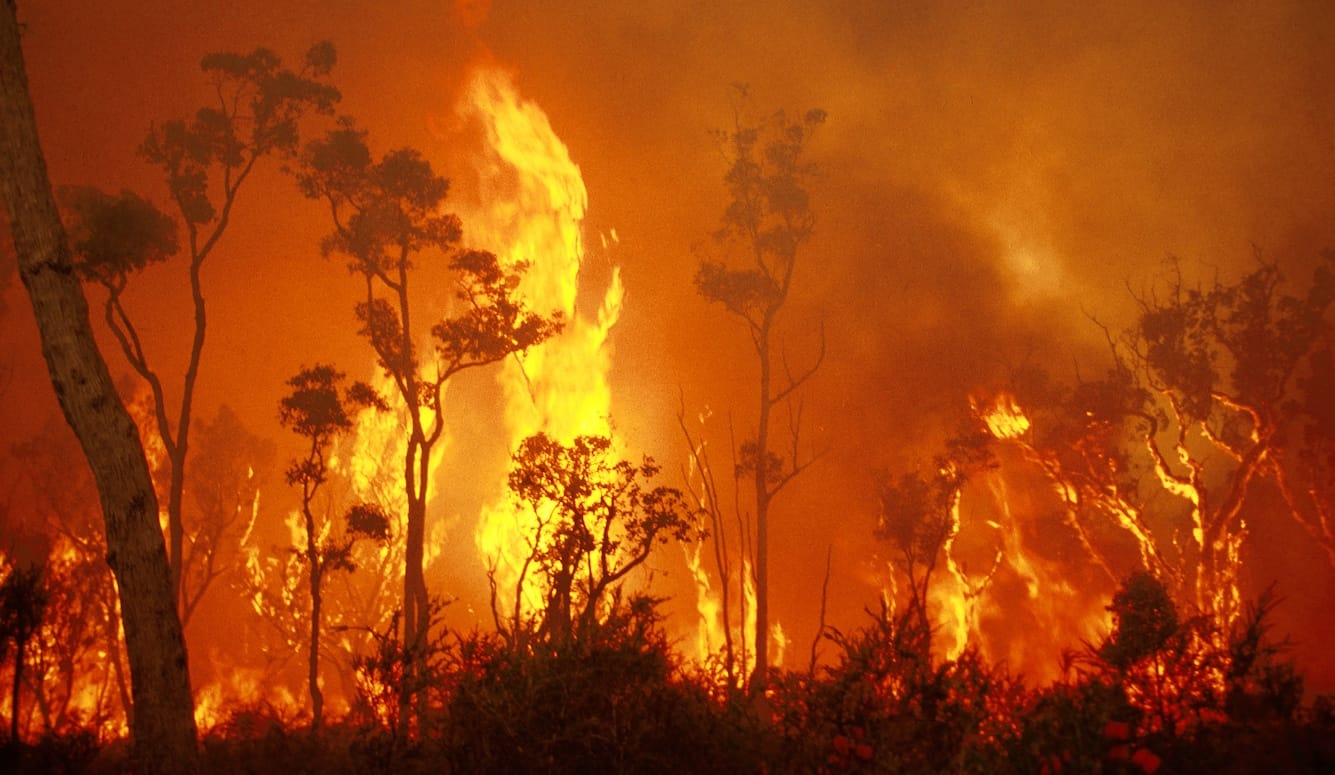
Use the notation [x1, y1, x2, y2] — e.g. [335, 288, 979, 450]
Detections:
[492, 433, 701, 647]
[347, 597, 451, 765]
[769, 602, 1020, 774]
[441, 594, 748, 774]
[1099, 572, 1180, 671]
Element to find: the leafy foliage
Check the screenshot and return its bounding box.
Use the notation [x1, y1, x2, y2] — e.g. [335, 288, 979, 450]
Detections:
[1099, 571, 1181, 671]
[140, 44, 340, 228]
[278, 364, 383, 450]
[501, 434, 701, 643]
[433, 251, 563, 373]
[61, 187, 177, 288]
[695, 101, 825, 327]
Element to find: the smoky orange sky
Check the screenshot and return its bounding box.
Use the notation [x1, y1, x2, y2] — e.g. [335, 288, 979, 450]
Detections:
[3, 1, 1334, 695]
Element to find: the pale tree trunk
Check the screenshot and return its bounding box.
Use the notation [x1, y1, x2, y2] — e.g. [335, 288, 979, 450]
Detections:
[0, 5, 198, 772]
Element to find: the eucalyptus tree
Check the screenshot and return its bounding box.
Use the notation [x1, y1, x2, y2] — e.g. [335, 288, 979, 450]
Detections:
[694, 95, 825, 694]
[297, 122, 561, 726]
[0, 6, 196, 770]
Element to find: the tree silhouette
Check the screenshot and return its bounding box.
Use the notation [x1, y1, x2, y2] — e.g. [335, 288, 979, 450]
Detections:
[694, 91, 825, 694]
[296, 122, 561, 726]
[0, 7, 197, 770]
[278, 364, 389, 732]
[1099, 571, 1180, 672]
[1124, 253, 1334, 625]
[500, 433, 700, 644]
[67, 44, 340, 617]
[1, 561, 47, 742]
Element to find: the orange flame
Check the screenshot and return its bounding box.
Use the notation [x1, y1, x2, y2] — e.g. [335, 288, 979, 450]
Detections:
[974, 392, 1031, 440]
[937, 393, 1115, 681]
[456, 65, 624, 621]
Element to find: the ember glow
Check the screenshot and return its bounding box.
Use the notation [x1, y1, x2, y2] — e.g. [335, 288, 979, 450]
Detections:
[1, 1, 1333, 763]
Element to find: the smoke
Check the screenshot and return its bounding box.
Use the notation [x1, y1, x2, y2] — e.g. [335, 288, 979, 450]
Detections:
[5, 0, 1334, 693]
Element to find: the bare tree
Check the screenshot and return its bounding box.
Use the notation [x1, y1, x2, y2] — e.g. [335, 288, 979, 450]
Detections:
[0, 7, 197, 771]
[677, 403, 748, 690]
[694, 92, 825, 694]
[180, 405, 273, 627]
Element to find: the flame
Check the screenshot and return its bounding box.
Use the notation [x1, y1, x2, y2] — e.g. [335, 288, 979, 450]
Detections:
[930, 393, 1116, 681]
[194, 664, 298, 733]
[980, 472, 1107, 677]
[974, 392, 1031, 440]
[123, 384, 170, 533]
[0, 537, 131, 741]
[458, 65, 624, 621]
[684, 542, 725, 660]
[771, 621, 788, 670]
[740, 559, 758, 677]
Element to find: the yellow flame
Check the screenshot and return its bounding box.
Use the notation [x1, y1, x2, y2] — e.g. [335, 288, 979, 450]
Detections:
[123, 383, 170, 533]
[975, 465, 1109, 681]
[938, 481, 982, 660]
[194, 664, 298, 733]
[741, 559, 758, 678]
[458, 65, 624, 621]
[684, 543, 725, 661]
[975, 392, 1031, 440]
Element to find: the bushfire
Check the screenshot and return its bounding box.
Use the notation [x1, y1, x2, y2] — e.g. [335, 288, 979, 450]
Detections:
[1, 2, 1333, 772]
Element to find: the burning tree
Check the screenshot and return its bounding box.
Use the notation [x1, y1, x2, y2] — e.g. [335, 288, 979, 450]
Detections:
[277, 365, 390, 732]
[295, 122, 562, 726]
[65, 44, 340, 619]
[10, 418, 134, 738]
[497, 433, 700, 644]
[874, 426, 994, 647]
[691, 92, 826, 694]
[1119, 252, 1334, 626]
[965, 250, 1335, 664]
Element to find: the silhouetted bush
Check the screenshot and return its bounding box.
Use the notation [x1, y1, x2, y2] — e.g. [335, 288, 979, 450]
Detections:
[765, 602, 1021, 774]
[441, 594, 755, 774]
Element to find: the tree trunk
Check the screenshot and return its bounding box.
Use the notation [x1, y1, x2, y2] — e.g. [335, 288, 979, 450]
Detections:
[400, 433, 431, 733]
[168, 451, 186, 613]
[9, 638, 22, 742]
[749, 322, 773, 697]
[309, 562, 323, 733]
[0, 6, 198, 771]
